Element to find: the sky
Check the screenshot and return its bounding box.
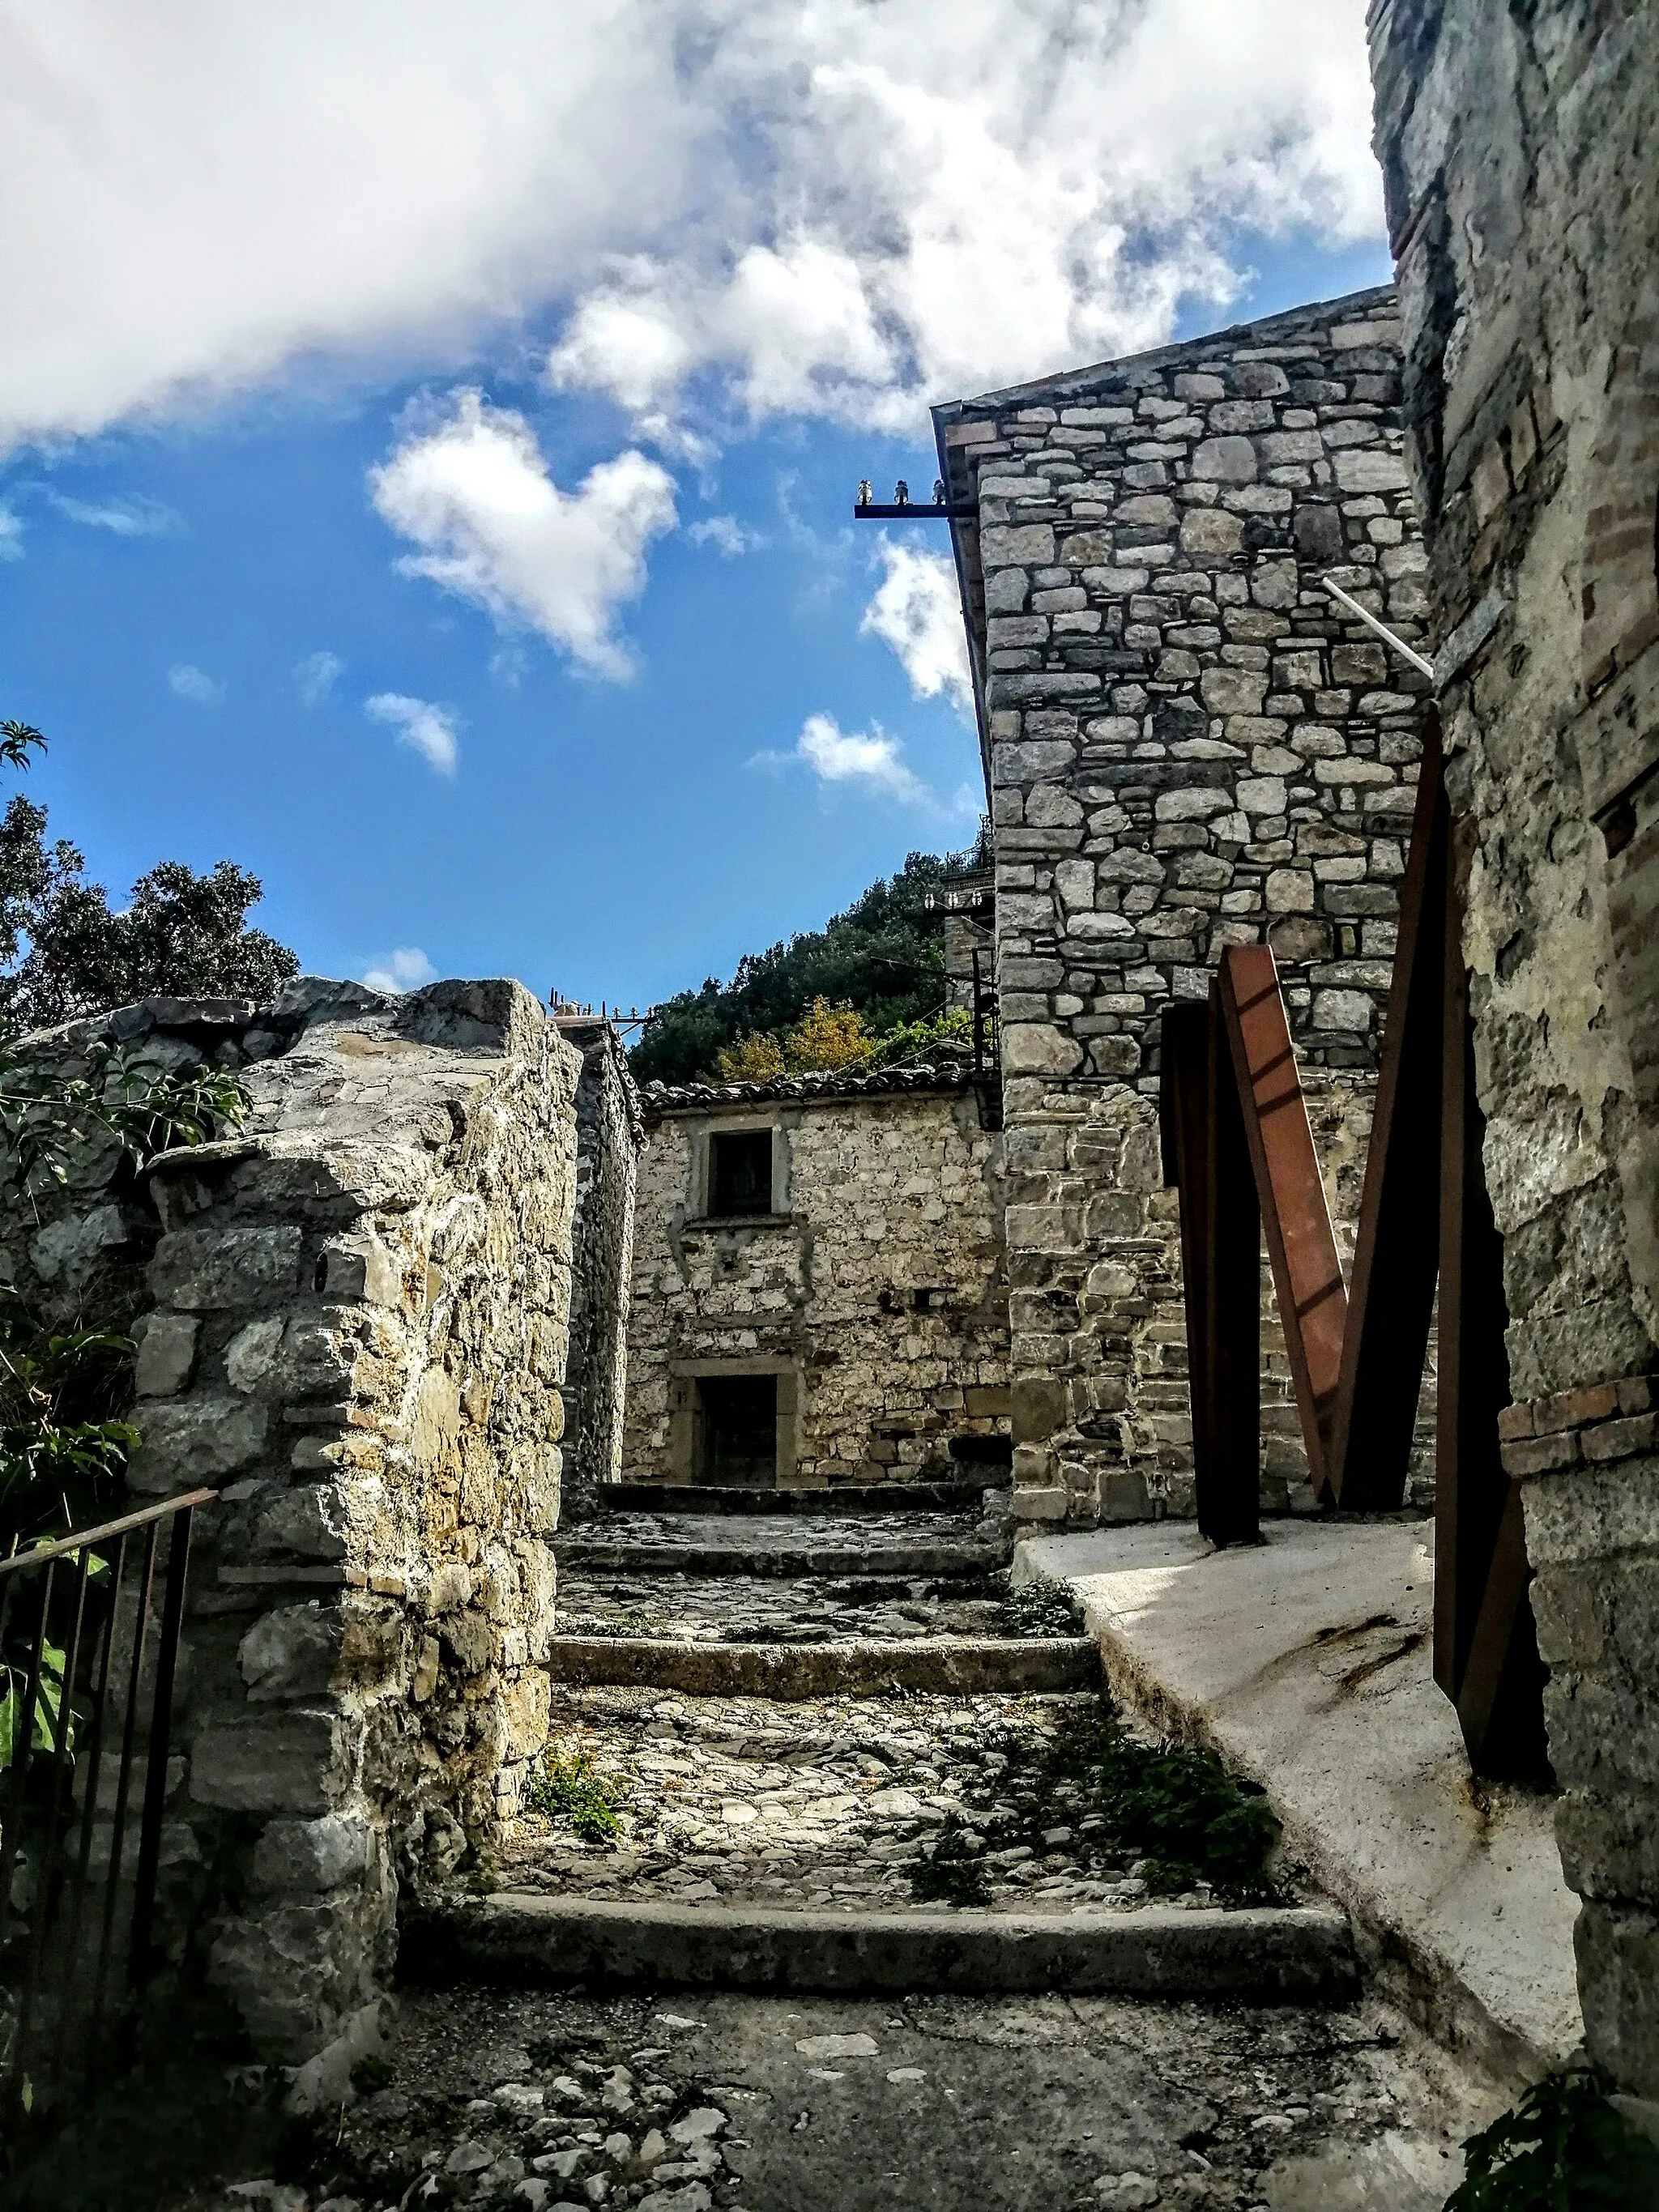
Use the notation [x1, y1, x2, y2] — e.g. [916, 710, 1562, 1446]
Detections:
[0, 0, 1391, 1014]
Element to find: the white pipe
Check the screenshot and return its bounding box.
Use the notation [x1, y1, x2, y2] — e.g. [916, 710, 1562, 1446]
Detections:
[1320, 574, 1436, 680]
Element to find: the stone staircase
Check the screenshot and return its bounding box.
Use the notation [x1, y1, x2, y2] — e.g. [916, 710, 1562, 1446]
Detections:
[405, 1486, 1357, 2007]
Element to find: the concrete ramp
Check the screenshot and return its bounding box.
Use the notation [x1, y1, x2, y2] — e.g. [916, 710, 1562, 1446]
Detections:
[1017, 1518, 1583, 2091]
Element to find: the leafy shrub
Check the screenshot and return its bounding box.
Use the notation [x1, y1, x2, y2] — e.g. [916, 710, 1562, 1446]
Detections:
[909, 1813, 992, 1907]
[1002, 1575, 1079, 1639]
[1444, 2065, 1659, 2209]
[0, 1046, 248, 1545]
[525, 1747, 625, 1843]
[0, 718, 296, 1038]
[0, 1040, 249, 1213]
[871, 1004, 975, 1068]
[1033, 1704, 1281, 1899]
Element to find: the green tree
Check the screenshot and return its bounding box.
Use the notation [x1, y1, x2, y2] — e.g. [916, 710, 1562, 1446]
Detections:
[0, 720, 298, 1035]
[632, 830, 991, 1085]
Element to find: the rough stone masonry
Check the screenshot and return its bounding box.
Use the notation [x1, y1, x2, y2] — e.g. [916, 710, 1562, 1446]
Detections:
[0, 977, 586, 2079]
[933, 287, 1435, 1529]
[623, 1065, 1009, 1489]
[1369, 0, 1659, 2107]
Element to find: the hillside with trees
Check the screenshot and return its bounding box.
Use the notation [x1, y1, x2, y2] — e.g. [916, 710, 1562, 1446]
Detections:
[629, 830, 991, 1087]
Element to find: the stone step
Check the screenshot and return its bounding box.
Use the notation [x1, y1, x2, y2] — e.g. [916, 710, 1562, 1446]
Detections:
[546, 1634, 1100, 1699]
[555, 1511, 1007, 1582]
[554, 1564, 1041, 1643]
[497, 1687, 1286, 1924]
[403, 1891, 1358, 2004]
[595, 1479, 1007, 1518]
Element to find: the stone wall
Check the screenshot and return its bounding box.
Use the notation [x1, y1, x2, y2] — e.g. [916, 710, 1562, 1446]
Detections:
[623, 1068, 1009, 1487]
[1369, 0, 1659, 2104]
[0, 977, 581, 2078]
[934, 289, 1433, 1525]
[557, 1018, 643, 1519]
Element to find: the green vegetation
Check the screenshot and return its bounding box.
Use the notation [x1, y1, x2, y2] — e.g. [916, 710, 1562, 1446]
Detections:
[1, 1038, 249, 1212]
[1002, 1574, 1080, 1639]
[630, 833, 991, 1086]
[1047, 1707, 1280, 1897]
[0, 1031, 249, 1549]
[1444, 2065, 1659, 2209]
[909, 1813, 992, 1907]
[525, 1745, 626, 1843]
[0, 718, 296, 1038]
[992, 1701, 1281, 1900]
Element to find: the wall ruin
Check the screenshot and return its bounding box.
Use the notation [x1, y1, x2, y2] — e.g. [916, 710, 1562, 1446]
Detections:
[935, 289, 1434, 1526]
[623, 1068, 1010, 1488]
[557, 1018, 643, 1519]
[1370, 0, 1659, 2106]
[1, 977, 583, 2078]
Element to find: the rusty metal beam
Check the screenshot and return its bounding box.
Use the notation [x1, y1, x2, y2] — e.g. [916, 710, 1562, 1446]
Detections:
[1434, 812, 1543, 1778]
[1324, 707, 1448, 1509]
[1204, 982, 1263, 1545]
[1218, 944, 1346, 1502]
[1160, 1002, 1213, 1495]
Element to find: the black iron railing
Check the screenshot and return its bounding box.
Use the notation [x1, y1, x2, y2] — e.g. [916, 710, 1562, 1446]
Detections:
[0, 1486, 212, 2128]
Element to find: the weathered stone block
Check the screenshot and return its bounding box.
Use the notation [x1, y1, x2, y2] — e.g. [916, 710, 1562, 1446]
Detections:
[128, 1396, 271, 1493]
[134, 1311, 200, 1398]
[191, 1711, 353, 1815]
[150, 1225, 303, 1311]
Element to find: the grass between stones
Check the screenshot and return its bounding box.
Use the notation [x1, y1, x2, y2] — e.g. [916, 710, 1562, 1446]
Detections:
[1000, 1574, 1081, 1639]
[906, 1701, 1282, 1908]
[523, 1748, 626, 1843]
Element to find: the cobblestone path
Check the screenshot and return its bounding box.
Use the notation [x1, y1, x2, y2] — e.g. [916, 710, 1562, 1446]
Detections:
[174, 1491, 1486, 2210]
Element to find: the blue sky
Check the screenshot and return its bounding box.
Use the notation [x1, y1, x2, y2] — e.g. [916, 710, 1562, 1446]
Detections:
[0, 4, 1388, 1014]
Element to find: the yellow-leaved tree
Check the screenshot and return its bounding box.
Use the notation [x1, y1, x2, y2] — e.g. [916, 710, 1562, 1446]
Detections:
[714, 1032, 787, 1081]
[783, 999, 876, 1072]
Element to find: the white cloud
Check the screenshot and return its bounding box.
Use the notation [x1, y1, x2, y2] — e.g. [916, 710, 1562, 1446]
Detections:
[860, 540, 972, 715]
[752, 711, 927, 804]
[688, 514, 760, 558]
[362, 945, 439, 994]
[48, 491, 182, 536]
[365, 691, 458, 775]
[0, 508, 20, 560]
[168, 662, 224, 705]
[369, 391, 676, 678]
[295, 650, 344, 705]
[0, 4, 1384, 451]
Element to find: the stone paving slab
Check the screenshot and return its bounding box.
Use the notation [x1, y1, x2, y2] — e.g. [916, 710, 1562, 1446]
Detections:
[211, 1985, 1488, 2211]
[596, 1480, 1006, 1517]
[405, 1894, 1360, 2003]
[554, 1568, 1025, 1643]
[546, 1635, 1100, 1698]
[557, 1511, 1008, 1581]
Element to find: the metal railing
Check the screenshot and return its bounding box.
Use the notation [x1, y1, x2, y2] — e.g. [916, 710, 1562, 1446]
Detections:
[0, 1486, 213, 2129]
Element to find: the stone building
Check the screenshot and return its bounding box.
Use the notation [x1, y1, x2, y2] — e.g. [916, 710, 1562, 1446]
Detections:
[932, 287, 1432, 1528]
[1369, 0, 1659, 2109]
[555, 1016, 644, 1518]
[621, 1063, 1009, 1489]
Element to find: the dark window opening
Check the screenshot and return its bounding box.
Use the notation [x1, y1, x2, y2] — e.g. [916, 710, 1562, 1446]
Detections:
[709, 1129, 774, 1217]
[696, 1374, 778, 1484]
